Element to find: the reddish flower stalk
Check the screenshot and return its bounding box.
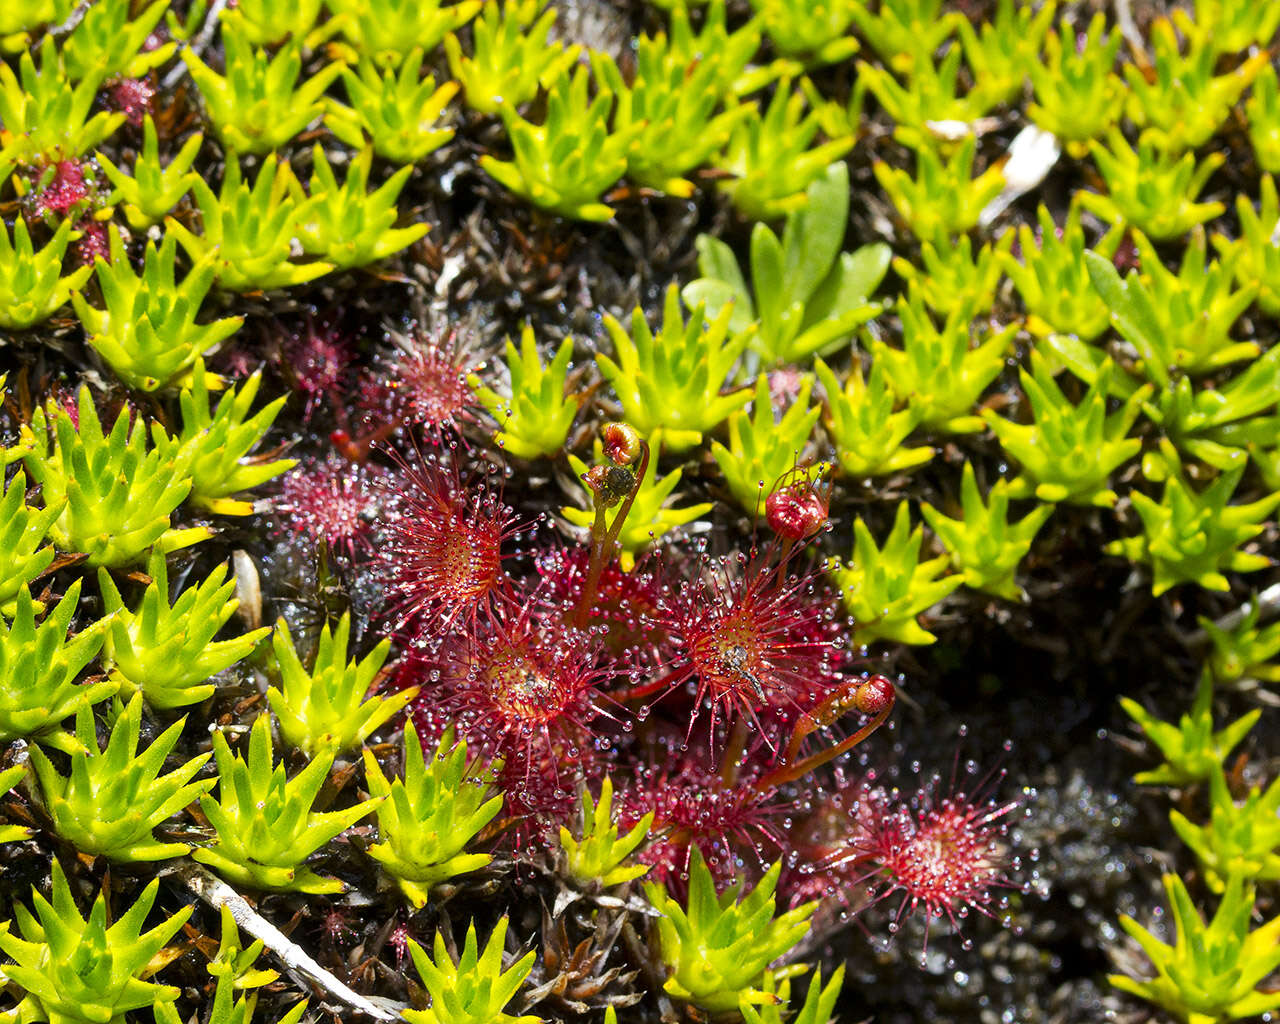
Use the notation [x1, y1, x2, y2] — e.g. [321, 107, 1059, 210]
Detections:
[754, 675, 895, 790]
[571, 437, 649, 629]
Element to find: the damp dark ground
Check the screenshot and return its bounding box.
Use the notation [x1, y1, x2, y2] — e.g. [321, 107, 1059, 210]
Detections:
[0, 0, 1271, 1022]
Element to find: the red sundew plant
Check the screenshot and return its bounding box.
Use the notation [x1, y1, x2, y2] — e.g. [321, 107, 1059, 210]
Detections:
[413, 600, 616, 784]
[109, 77, 156, 125]
[642, 551, 852, 753]
[828, 753, 1029, 956]
[24, 158, 104, 225]
[73, 220, 110, 266]
[380, 451, 518, 632]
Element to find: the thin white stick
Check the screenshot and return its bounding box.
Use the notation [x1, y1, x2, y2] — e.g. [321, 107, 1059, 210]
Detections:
[167, 862, 403, 1022]
[162, 0, 230, 90]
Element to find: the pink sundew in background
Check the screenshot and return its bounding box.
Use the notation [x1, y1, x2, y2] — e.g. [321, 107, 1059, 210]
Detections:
[26, 159, 102, 224]
[283, 316, 355, 423]
[73, 221, 109, 266]
[275, 456, 388, 558]
[109, 77, 155, 125]
[365, 329, 480, 444]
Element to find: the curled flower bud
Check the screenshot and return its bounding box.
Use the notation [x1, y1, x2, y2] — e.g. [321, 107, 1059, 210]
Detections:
[585, 464, 636, 509]
[601, 422, 642, 466]
[766, 467, 830, 541]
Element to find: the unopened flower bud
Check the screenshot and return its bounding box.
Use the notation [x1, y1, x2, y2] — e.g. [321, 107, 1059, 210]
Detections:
[854, 675, 895, 715]
[601, 422, 642, 465]
[766, 470, 830, 541]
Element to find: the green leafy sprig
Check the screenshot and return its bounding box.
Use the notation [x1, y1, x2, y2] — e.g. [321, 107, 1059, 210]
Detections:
[1119, 671, 1259, 788]
[480, 65, 642, 222]
[29, 692, 214, 861]
[592, 41, 754, 198]
[716, 82, 853, 221]
[403, 918, 539, 1024]
[62, 0, 174, 82]
[1004, 203, 1122, 341]
[178, 361, 297, 515]
[470, 327, 579, 459]
[685, 161, 890, 364]
[815, 356, 932, 478]
[1202, 603, 1280, 688]
[269, 613, 414, 758]
[749, 0, 860, 67]
[328, 0, 481, 65]
[921, 461, 1053, 601]
[99, 550, 270, 711]
[1246, 63, 1280, 174]
[1171, 762, 1280, 892]
[711, 374, 821, 513]
[1105, 448, 1280, 596]
[73, 227, 243, 392]
[0, 39, 124, 163]
[1027, 14, 1124, 156]
[328, 51, 460, 165]
[828, 501, 963, 646]
[0, 583, 113, 750]
[1110, 874, 1280, 1024]
[0, 470, 59, 617]
[874, 135, 1005, 239]
[645, 847, 816, 1013]
[291, 145, 429, 270]
[981, 355, 1150, 507]
[1085, 235, 1259, 381]
[1080, 131, 1225, 241]
[0, 862, 191, 1024]
[850, 0, 962, 74]
[871, 286, 1016, 434]
[194, 714, 383, 893]
[559, 775, 653, 888]
[1123, 15, 1267, 153]
[1220, 174, 1280, 317]
[0, 217, 92, 329]
[23, 387, 211, 566]
[955, 0, 1056, 108]
[168, 154, 335, 292]
[185, 19, 342, 154]
[96, 117, 204, 230]
[444, 0, 580, 116]
[364, 722, 501, 908]
[895, 232, 1009, 319]
[597, 284, 750, 453]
